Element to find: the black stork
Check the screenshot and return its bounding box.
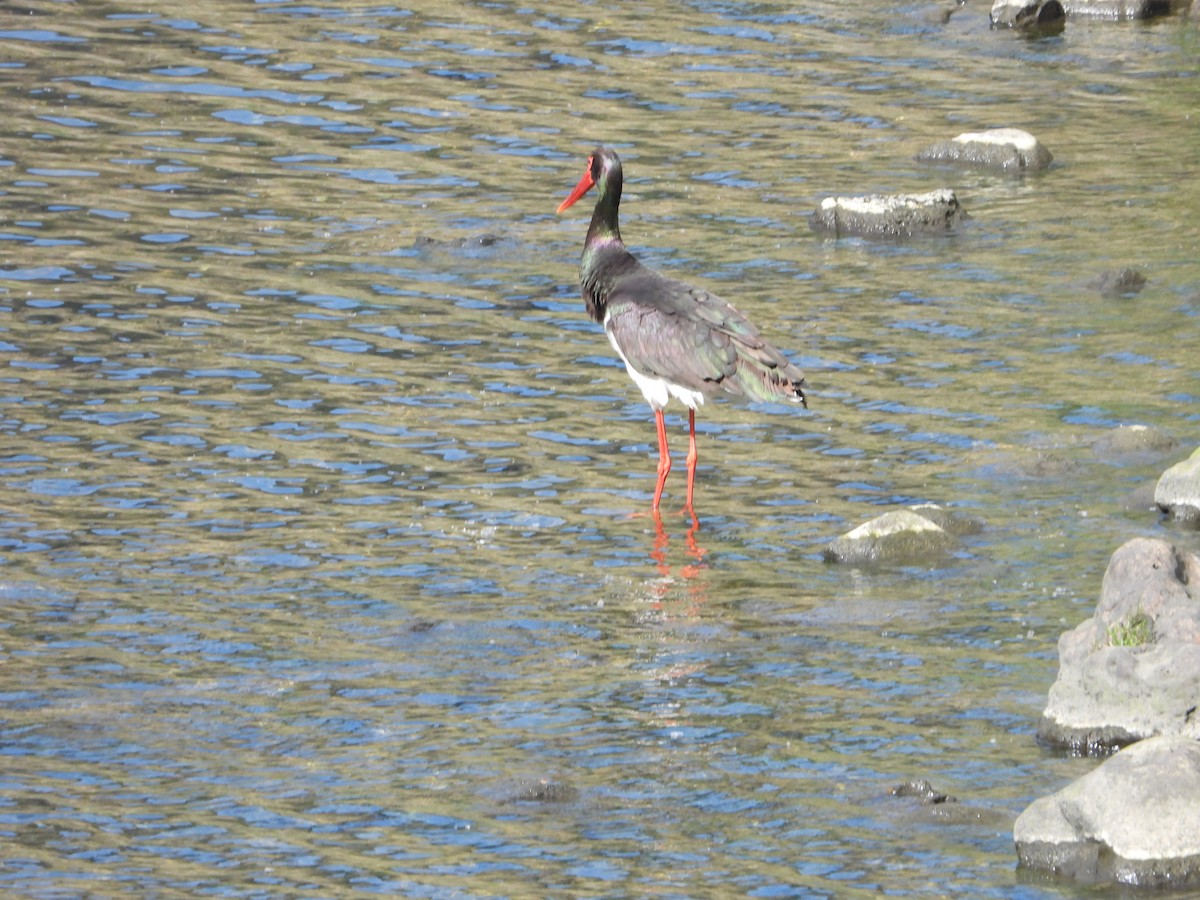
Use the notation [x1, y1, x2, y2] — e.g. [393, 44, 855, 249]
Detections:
[557, 146, 808, 520]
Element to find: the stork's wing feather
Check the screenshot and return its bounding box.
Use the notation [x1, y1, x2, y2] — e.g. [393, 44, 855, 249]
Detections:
[605, 270, 807, 407]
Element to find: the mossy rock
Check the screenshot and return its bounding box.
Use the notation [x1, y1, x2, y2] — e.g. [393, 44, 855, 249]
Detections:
[824, 509, 958, 566]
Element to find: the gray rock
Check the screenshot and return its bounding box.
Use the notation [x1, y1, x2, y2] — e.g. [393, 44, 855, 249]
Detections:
[824, 508, 958, 566]
[888, 779, 1012, 828]
[1091, 267, 1147, 297]
[891, 779, 955, 804]
[927, 2, 968, 25]
[499, 777, 579, 804]
[809, 189, 965, 239]
[1038, 537, 1200, 753]
[1155, 447, 1200, 527]
[990, 0, 1067, 29]
[1063, 0, 1182, 19]
[1091, 424, 1177, 459]
[414, 232, 503, 250]
[916, 127, 1053, 174]
[1014, 736, 1200, 888]
[906, 503, 984, 536]
[1122, 479, 1159, 515]
[971, 445, 1082, 480]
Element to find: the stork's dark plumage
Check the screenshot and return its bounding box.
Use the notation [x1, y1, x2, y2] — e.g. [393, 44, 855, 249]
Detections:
[557, 146, 807, 519]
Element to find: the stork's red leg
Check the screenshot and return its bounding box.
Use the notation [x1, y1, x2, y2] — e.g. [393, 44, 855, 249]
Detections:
[684, 408, 699, 520]
[651, 408, 671, 510]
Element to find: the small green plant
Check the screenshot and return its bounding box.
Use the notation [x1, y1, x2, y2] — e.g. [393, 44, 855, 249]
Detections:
[1107, 610, 1153, 648]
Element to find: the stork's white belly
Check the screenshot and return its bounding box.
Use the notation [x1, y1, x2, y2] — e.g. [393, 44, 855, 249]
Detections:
[604, 321, 706, 412]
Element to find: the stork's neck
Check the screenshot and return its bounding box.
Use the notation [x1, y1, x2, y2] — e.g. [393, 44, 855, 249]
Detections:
[578, 161, 632, 324]
[587, 184, 621, 245]
[580, 237, 637, 325]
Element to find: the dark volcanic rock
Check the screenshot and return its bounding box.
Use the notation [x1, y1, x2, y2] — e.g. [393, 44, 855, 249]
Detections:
[1014, 736, 1200, 888]
[809, 190, 965, 239]
[1038, 537, 1200, 754]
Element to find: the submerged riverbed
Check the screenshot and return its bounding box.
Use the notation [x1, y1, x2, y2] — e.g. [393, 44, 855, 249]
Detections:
[2, 1, 1199, 896]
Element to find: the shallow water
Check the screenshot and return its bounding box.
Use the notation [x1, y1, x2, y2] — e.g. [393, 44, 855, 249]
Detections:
[2, 1, 1199, 896]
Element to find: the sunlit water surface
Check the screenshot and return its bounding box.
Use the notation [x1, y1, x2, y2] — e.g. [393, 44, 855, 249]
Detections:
[2, 1, 1199, 897]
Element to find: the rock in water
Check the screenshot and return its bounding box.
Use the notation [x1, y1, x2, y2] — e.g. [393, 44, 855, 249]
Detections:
[1063, 0, 1181, 19]
[1155, 447, 1200, 527]
[1091, 424, 1177, 459]
[916, 128, 1053, 174]
[809, 190, 965, 239]
[905, 503, 984, 536]
[891, 780, 954, 804]
[990, 0, 1066, 28]
[823, 508, 959, 566]
[1038, 537, 1200, 753]
[1014, 736, 1200, 887]
[1091, 267, 1147, 297]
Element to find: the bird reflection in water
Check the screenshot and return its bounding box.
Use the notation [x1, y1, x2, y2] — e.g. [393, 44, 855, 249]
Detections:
[645, 510, 707, 614]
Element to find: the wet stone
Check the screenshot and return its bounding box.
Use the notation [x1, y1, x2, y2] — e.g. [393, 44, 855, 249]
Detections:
[500, 778, 579, 804]
[824, 507, 962, 566]
[1121, 479, 1159, 515]
[1038, 537, 1200, 754]
[973, 446, 1082, 480]
[414, 232, 503, 249]
[927, 2, 968, 24]
[1014, 736, 1200, 888]
[1155, 447, 1200, 528]
[1091, 424, 1178, 460]
[809, 189, 965, 239]
[1028, 451, 1084, 478]
[906, 503, 984, 537]
[891, 779, 954, 804]
[1090, 267, 1147, 297]
[1063, 0, 1183, 19]
[888, 779, 1010, 827]
[990, 0, 1067, 28]
[916, 127, 1053, 173]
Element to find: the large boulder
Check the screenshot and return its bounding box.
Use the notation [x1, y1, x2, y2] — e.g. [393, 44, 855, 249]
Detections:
[823, 505, 978, 566]
[1155, 447, 1200, 528]
[1014, 736, 1200, 887]
[1038, 537, 1200, 753]
[809, 190, 965, 239]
